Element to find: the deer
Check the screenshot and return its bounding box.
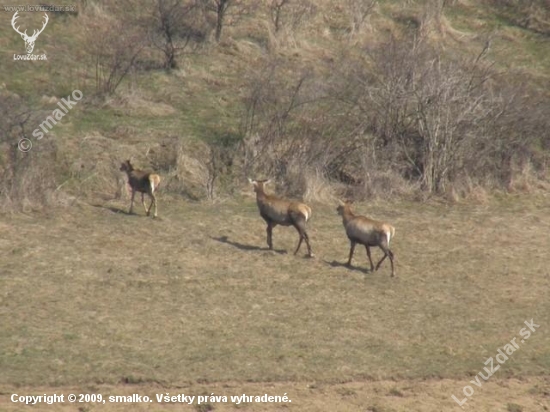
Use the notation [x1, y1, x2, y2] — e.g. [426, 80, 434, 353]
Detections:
[249, 178, 314, 257]
[336, 200, 396, 276]
[120, 160, 161, 218]
[12, 12, 49, 54]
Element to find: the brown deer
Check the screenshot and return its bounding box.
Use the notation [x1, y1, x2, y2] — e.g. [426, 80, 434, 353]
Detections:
[120, 160, 161, 218]
[336, 200, 396, 276]
[249, 179, 313, 257]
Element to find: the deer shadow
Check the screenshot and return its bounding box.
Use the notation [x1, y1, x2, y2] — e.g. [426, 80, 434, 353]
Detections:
[91, 204, 140, 216]
[324, 259, 371, 275]
[211, 236, 287, 254]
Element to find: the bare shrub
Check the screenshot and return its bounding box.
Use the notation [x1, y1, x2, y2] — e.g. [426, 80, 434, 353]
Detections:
[331, 30, 550, 196]
[0, 89, 64, 211]
[267, 0, 288, 33]
[356, 169, 417, 201]
[200, 0, 257, 42]
[240, 58, 367, 197]
[337, 35, 503, 194]
[266, 0, 317, 34]
[207, 0, 232, 42]
[241, 62, 314, 186]
[238, 16, 550, 200]
[146, 0, 210, 69]
[345, 0, 377, 39]
[81, 3, 147, 95]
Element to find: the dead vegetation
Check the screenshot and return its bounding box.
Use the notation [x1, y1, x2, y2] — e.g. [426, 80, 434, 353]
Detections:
[2, 3, 549, 409]
[2, 0, 549, 210]
[0, 195, 549, 410]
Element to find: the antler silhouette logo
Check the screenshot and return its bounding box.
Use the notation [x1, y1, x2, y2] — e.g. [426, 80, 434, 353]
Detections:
[11, 11, 49, 54]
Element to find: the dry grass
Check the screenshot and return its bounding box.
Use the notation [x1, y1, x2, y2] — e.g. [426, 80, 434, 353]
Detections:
[104, 92, 177, 118]
[1, 1, 549, 410]
[0, 195, 549, 411]
[0, 377, 548, 411]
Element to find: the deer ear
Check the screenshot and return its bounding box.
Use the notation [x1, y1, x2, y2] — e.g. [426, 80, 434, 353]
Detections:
[248, 178, 255, 185]
[338, 199, 345, 206]
[264, 179, 271, 185]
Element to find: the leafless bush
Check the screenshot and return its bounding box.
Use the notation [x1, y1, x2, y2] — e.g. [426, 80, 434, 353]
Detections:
[237, 19, 550, 199]
[267, 0, 288, 33]
[147, 0, 210, 69]
[477, 81, 550, 190]
[199, 0, 256, 42]
[333, 33, 550, 195]
[266, 0, 316, 34]
[240, 59, 362, 196]
[81, 3, 147, 95]
[338, 36, 487, 193]
[0, 90, 63, 211]
[345, 0, 377, 39]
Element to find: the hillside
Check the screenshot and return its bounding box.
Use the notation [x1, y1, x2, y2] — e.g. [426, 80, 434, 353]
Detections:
[0, 0, 549, 206]
[1, 1, 550, 411]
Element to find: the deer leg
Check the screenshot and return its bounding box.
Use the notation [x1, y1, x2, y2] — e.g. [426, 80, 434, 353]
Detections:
[151, 194, 157, 218]
[375, 253, 387, 271]
[294, 235, 304, 255]
[146, 192, 157, 217]
[347, 241, 356, 266]
[388, 249, 395, 277]
[129, 190, 136, 214]
[141, 193, 148, 214]
[365, 246, 374, 271]
[266, 222, 274, 250]
[293, 220, 313, 257]
[376, 246, 395, 276]
[302, 229, 313, 257]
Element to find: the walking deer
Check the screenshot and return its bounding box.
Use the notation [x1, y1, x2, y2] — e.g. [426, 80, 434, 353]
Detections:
[337, 200, 395, 276]
[120, 160, 160, 218]
[249, 179, 313, 257]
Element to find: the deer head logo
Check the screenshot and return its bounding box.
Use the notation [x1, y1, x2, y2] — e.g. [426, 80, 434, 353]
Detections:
[11, 11, 49, 54]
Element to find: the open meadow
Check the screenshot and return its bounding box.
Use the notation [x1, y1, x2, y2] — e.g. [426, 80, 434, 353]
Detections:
[1, 0, 549, 410]
[1, 194, 549, 411]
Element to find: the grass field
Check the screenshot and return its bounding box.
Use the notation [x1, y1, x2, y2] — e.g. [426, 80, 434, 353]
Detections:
[1, 193, 549, 411]
[1, 1, 549, 410]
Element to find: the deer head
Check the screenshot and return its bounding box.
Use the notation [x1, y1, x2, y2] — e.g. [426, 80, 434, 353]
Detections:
[12, 12, 49, 54]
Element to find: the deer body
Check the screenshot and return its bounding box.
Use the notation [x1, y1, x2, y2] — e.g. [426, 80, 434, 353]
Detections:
[120, 160, 160, 217]
[249, 179, 313, 257]
[337, 201, 395, 276]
